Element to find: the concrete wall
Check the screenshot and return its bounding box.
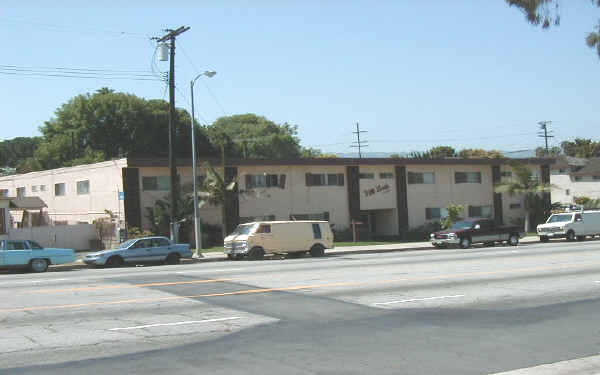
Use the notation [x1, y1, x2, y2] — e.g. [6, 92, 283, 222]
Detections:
[8, 224, 98, 250]
[358, 166, 397, 211]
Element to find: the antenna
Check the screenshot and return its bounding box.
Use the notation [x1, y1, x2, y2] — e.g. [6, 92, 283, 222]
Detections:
[350, 122, 368, 158]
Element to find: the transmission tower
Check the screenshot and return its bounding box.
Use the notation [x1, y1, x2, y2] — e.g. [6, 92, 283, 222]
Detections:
[350, 122, 369, 158]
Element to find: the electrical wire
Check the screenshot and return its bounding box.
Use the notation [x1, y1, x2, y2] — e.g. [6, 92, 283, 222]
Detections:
[0, 17, 150, 39]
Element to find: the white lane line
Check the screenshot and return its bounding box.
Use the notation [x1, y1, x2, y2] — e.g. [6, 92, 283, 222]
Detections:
[108, 317, 241, 331]
[0, 278, 71, 287]
[373, 294, 465, 306]
[594, 281, 600, 283]
[176, 268, 244, 274]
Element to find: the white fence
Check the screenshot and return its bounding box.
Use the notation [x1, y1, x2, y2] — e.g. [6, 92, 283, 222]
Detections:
[8, 224, 98, 251]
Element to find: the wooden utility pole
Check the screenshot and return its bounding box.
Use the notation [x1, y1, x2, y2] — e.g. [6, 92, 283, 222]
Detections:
[156, 26, 190, 241]
[351, 122, 368, 158]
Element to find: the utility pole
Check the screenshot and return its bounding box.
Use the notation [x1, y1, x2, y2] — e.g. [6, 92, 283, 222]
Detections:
[350, 122, 368, 158]
[537, 120, 554, 154]
[155, 26, 190, 242]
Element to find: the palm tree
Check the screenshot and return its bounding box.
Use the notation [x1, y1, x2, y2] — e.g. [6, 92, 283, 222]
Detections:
[494, 163, 554, 232]
[198, 162, 239, 240]
[145, 183, 195, 239]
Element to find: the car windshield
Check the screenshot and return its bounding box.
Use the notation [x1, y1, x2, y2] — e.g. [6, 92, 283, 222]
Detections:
[450, 221, 475, 230]
[118, 239, 137, 249]
[547, 214, 573, 223]
[231, 224, 256, 236]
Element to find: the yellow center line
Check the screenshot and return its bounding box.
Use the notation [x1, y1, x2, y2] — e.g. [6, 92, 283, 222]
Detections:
[2, 261, 599, 313]
[27, 278, 238, 294]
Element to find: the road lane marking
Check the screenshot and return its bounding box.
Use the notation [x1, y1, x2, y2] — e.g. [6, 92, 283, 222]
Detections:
[28, 278, 238, 294]
[373, 294, 465, 306]
[5, 261, 600, 313]
[0, 278, 71, 287]
[108, 317, 241, 331]
[176, 268, 244, 274]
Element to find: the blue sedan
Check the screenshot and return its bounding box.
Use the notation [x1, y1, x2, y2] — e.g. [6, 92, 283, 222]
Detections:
[83, 236, 192, 267]
[0, 240, 76, 273]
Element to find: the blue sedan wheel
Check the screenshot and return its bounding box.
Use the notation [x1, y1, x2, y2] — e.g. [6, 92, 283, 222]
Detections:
[30, 258, 49, 273]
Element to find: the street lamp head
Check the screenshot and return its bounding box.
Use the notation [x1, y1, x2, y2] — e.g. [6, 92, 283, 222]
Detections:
[203, 70, 216, 78]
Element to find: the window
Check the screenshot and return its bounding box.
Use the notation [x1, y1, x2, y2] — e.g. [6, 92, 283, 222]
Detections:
[312, 223, 322, 239]
[359, 173, 374, 179]
[501, 171, 512, 177]
[290, 212, 330, 221]
[54, 183, 66, 196]
[566, 189, 570, 196]
[40, 185, 46, 192]
[574, 176, 583, 182]
[245, 174, 283, 189]
[0, 189, 8, 197]
[142, 176, 171, 191]
[327, 173, 344, 186]
[256, 224, 271, 233]
[53, 220, 68, 225]
[77, 180, 90, 195]
[425, 208, 441, 220]
[455, 172, 482, 184]
[0, 208, 6, 234]
[380, 172, 394, 179]
[509, 203, 521, 209]
[152, 238, 170, 247]
[559, 168, 568, 174]
[32, 185, 38, 193]
[594, 176, 600, 181]
[407, 172, 435, 184]
[468, 205, 492, 218]
[16, 187, 25, 198]
[306, 173, 343, 187]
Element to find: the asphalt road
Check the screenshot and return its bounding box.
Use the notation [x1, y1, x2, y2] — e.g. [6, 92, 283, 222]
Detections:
[1, 240, 600, 374]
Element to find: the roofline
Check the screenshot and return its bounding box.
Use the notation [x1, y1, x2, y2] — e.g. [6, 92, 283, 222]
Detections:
[126, 157, 555, 168]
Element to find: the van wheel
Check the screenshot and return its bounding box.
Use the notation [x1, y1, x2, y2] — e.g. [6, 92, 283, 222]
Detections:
[566, 230, 576, 241]
[309, 244, 325, 257]
[577, 235, 586, 241]
[227, 254, 235, 260]
[248, 247, 265, 260]
[459, 237, 471, 249]
[30, 258, 49, 273]
[508, 234, 519, 246]
[540, 236, 549, 243]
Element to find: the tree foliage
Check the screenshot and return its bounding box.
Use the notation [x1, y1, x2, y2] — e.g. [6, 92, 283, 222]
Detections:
[506, 0, 600, 58]
[560, 138, 600, 158]
[458, 148, 504, 158]
[535, 146, 561, 157]
[0, 137, 42, 171]
[441, 204, 465, 229]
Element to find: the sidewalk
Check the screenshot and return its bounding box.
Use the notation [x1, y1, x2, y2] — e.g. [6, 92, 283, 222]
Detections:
[51, 235, 541, 271]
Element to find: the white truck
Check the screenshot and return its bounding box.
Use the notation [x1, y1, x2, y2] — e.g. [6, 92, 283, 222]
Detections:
[536, 210, 600, 242]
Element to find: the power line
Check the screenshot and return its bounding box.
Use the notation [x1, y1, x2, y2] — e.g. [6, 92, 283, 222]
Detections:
[350, 122, 368, 158]
[0, 17, 150, 39]
[0, 70, 162, 81]
[538, 120, 554, 153]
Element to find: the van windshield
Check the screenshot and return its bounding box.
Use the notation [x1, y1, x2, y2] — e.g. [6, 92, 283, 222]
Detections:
[546, 214, 573, 223]
[231, 224, 255, 236]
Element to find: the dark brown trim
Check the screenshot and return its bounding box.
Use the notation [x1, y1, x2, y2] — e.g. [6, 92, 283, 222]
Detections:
[493, 193, 503, 225]
[395, 166, 409, 235]
[127, 157, 556, 168]
[122, 168, 141, 229]
[541, 164, 550, 184]
[346, 166, 360, 222]
[491, 165, 501, 184]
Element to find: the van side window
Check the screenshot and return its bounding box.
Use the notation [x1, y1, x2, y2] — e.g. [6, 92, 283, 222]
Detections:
[312, 223, 322, 239]
[575, 214, 582, 221]
[256, 224, 271, 234]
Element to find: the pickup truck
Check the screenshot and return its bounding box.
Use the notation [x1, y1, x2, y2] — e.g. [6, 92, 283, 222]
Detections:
[83, 236, 192, 267]
[0, 239, 76, 272]
[430, 219, 524, 249]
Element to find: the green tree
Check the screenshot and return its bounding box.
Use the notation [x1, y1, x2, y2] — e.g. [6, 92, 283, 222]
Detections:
[0, 137, 42, 170]
[495, 163, 554, 231]
[198, 162, 240, 240]
[209, 114, 304, 159]
[506, 0, 600, 58]
[429, 146, 457, 158]
[535, 146, 561, 157]
[458, 148, 504, 158]
[145, 183, 195, 241]
[560, 138, 600, 158]
[441, 204, 465, 229]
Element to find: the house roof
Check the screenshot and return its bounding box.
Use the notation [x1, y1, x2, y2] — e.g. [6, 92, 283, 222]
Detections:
[8, 197, 47, 210]
[127, 157, 555, 168]
[571, 158, 600, 176]
[553, 155, 589, 168]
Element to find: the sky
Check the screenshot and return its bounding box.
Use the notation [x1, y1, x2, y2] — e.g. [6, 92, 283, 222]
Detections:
[2, 1, 599, 156]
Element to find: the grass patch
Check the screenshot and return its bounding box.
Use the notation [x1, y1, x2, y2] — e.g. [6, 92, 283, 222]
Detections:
[197, 246, 224, 253]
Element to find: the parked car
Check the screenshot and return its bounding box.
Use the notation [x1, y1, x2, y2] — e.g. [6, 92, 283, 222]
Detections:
[536, 210, 600, 242]
[0, 239, 76, 272]
[83, 236, 192, 267]
[224, 220, 334, 260]
[430, 219, 524, 249]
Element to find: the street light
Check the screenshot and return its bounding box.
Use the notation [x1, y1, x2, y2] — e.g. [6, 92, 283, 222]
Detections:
[190, 70, 216, 256]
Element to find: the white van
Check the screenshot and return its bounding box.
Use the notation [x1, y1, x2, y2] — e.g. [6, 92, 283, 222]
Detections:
[224, 221, 334, 260]
[536, 210, 600, 242]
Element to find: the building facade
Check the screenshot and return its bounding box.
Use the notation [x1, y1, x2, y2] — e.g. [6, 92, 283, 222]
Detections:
[550, 156, 600, 205]
[0, 157, 553, 240]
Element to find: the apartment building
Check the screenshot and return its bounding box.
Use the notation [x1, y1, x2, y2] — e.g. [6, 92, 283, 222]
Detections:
[0, 157, 553, 238]
[550, 156, 600, 204]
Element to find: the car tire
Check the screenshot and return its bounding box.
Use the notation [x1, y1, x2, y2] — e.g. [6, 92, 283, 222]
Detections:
[484, 242, 495, 247]
[566, 230, 576, 242]
[577, 235, 586, 241]
[227, 254, 235, 260]
[540, 236, 549, 243]
[165, 252, 181, 265]
[309, 244, 325, 257]
[248, 247, 265, 260]
[433, 243, 447, 249]
[508, 234, 519, 246]
[30, 258, 48, 273]
[106, 255, 124, 267]
[459, 237, 471, 249]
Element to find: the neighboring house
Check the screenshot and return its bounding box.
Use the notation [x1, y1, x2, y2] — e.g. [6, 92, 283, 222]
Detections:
[0, 157, 553, 238]
[550, 156, 600, 204]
